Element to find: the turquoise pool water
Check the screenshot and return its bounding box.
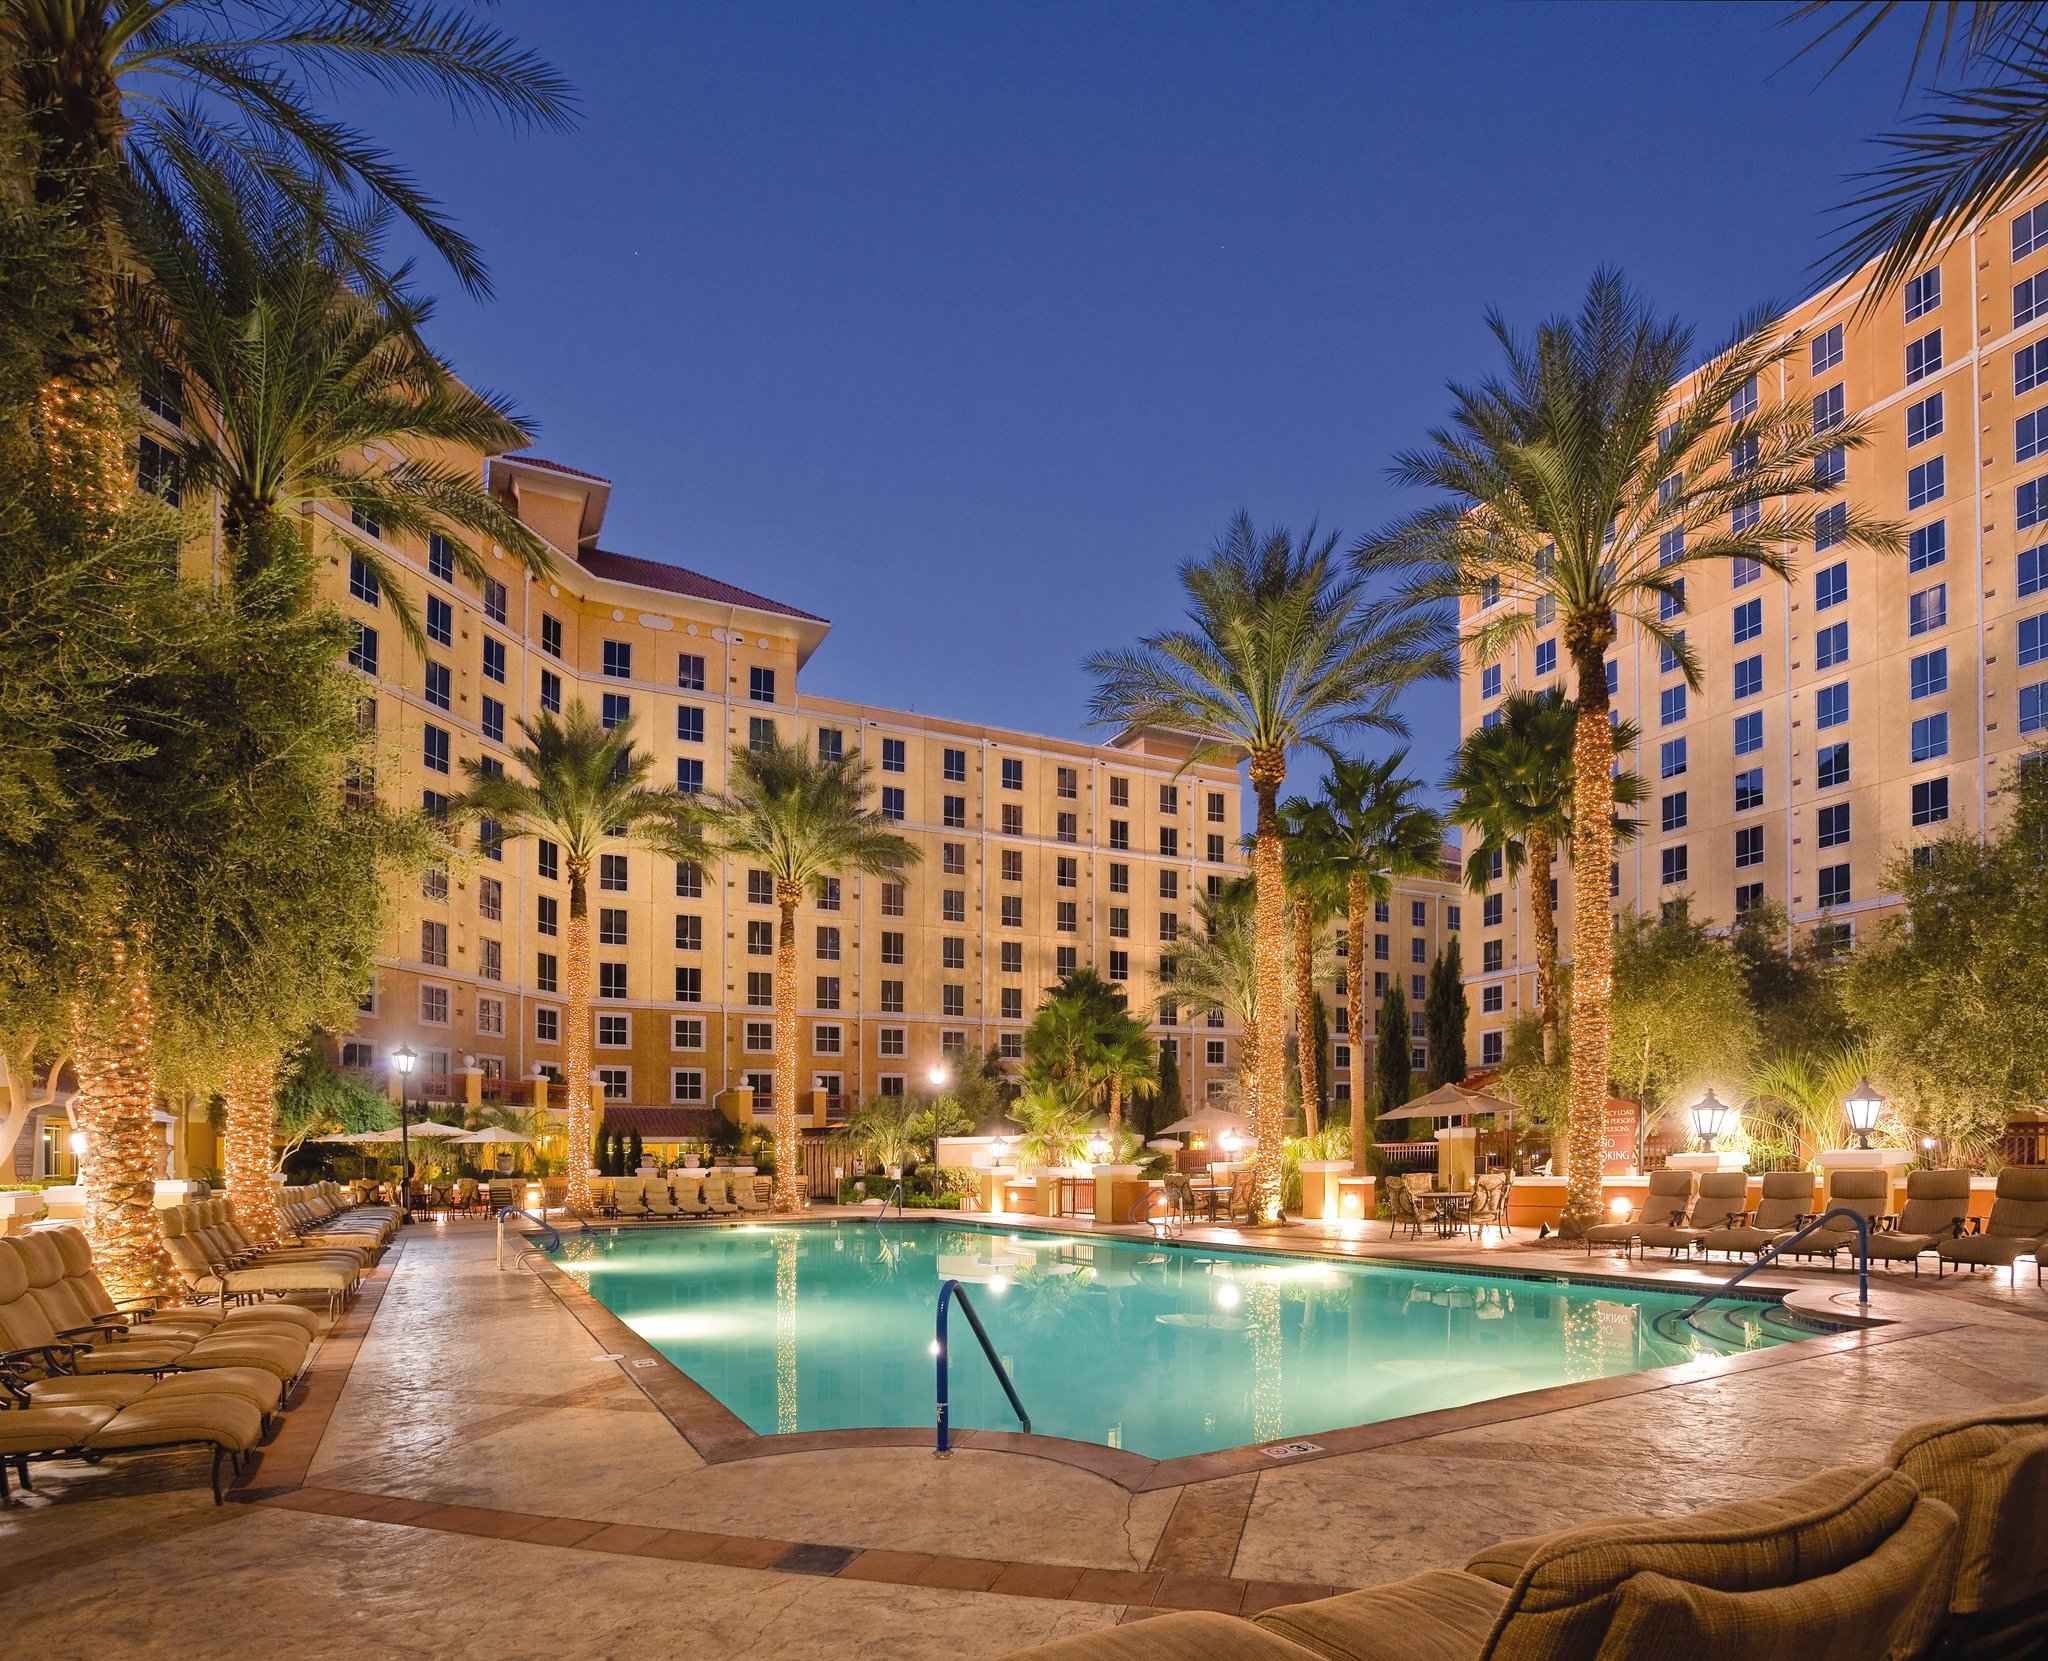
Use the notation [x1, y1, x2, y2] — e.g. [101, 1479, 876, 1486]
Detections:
[558, 1223, 1828, 1460]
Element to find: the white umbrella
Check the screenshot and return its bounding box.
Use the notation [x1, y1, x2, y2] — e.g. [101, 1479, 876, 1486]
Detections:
[404, 1120, 470, 1138]
[1156, 1104, 1250, 1137]
[454, 1127, 533, 1145]
[316, 1130, 391, 1144]
[1145, 1137, 1184, 1151]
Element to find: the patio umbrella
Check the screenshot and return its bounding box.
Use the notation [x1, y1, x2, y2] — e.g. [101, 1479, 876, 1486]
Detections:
[1156, 1103, 1250, 1137]
[405, 1120, 470, 1138]
[1145, 1137, 1184, 1151]
[453, 1127, 533, 1145]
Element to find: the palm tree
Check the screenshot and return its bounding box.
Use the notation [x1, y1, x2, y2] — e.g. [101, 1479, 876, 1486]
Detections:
[452, 703, 689, 1217]
[1359, 270, 1898, 1233]
[5, 0, 571, 493]
[1278, 800, 1345, 1136]
[1011, 1082, 1095, 1171]
[1286, 754, 1445, 1175]
[1445, 690, 1647, 1065]
[1093, 1020, 1158, 1130]
[1089, 515, 1449, 1220]
[687, 738, 918, 1212]
[1021, 968, 1154, 1126]
[1158, 880, 1263, 1116]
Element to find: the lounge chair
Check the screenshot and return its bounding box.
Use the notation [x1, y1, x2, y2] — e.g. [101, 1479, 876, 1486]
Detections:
[1696, 1169, 1813, 1261]
[994, 1465, 1957, 1661]
[44, 1227, 317, 1343]
[1938, 1168, 2048, 1286]
[1781, 1167, 1889, 1265]
[734, 1176, 770, 1214]
[0, 1388, 268, 1504]
[700, 1173, 739, 1217]
[161, 1210, 357, 1321]
[1638, 1169, 1749, 1259]
[1867, 1168, 1972, 1275]
[1584, 1169, 1695, 1259]
[674, 1178, 711, 1218]
[1465, 1172, 1512, 1242]
[641, 1181, 680, 1219]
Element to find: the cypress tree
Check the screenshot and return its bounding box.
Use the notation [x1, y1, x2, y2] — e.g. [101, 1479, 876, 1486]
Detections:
[627, 1127, 644, 1172]
[1154, 1038, 1184, 1140]
[1376, 984, 1412, 1119]
[1425, 938, 1469, 1087]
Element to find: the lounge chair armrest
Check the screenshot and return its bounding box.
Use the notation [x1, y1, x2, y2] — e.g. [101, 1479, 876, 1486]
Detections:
[111, 1293, 173, 1312]
[55, 1322, 122, 1341]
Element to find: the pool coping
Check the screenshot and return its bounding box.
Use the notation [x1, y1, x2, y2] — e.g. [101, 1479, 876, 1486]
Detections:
[525, 1215, 1965, 1494]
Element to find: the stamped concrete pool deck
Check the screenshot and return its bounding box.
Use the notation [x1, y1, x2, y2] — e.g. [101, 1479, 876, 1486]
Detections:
[2, 1210, 2043, 1660]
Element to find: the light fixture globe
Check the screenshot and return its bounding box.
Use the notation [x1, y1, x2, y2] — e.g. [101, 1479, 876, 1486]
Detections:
[1688, 1088, 1733, 1153]
[1085, 1132, 1109, 1166]
[1844, 1077, 1886, 1150]
[390, 1043, 418, 1078]
[927, 1062, 952, 1089]
[1218, 1128, 1241, 1157]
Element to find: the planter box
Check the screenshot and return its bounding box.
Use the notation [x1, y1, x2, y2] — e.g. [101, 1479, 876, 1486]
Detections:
[1298, 1159, 1349, 1221]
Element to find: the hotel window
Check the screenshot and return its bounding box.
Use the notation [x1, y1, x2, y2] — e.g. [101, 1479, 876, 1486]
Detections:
[482, 636, 506, 683]
[419, 985, 449, 1026]
[676, 758, 703, 794]
[1811, 323, 1843, 374]
[1818, 863, 1852, 909]
[1056, 901, 1077, 933]
[1107, 952, 1128, 983]
[1735, 768, 1764, 813]
[1159, 782, 1179, 815]
[1907, 392, 1944, 447]
[746, 972, 772, 1008]
[881, 882, 905, 916]
[677, 652, 705, 691]
[1729, 374, 1758, 421]
[538, 839, 559, 881]
[672, 1016, 703, 1050]
[1734, 655, 1763, 700]
[1732, 598, 1762, 644]
[816, 925, 840, 961]
[539, 668, 561, 714]
[1057, 812, 1078, 843]
[1816, 621, 1849, 670]
[478, 575, 507, 624]
[942, 795, 966, 828]
[1818, 802, 1851, 849]
[881, 786, 904, 821]
[1159, 869, 1179, 900]
[819, 877, 840, 911]
[1056, 856, 1077, 887]
[816, 726, 843, 763]
[1660, 791, 1687, 833]
[1108, 776, 1129, 807]
[746, 1071, 775, 1098]
[672, 1070, 705, 1103]
[2020, 341, 2048, 396]
[943, 747, 967, 782]
[1535, 638, 1556, 676]
[600, 853, 629, 892]
[135, 433, 183, 504]
[1481, 664, 1502, 700]
[1735, 824, 1765, 868]
[1909, 584, 1948, 637]
[2024, 548, 2048, 598]
[816, 978, 841, 1012]
[1207, 792, 1226, 824]
[425, 595, 452, 647]
[1057, 766, 1078, 799]
[1109, 906, 1130, 939]
[1206, 1039, 1227, 1067]
[749, 666, 776, 703]
[1207, 833, 1226, 863]
[997, 986, 1025, 1021]
[747, 920, 772, 955]
[475, 996, 504, 1037]
[1906, 456, 1945, 510]
[1606, 659, 1619, 695]
[880, 980, 904, 1014]
[534, 1006, 559, 1043]
[477, 876, 503, 923]
[1000, 803, 1023, 835]
[596, 1014, 629, 1048]
[1481, 940, 1503, 972]
[1812, 382, 1845, 432]
[674, 859, 701, 898]
[2020, 409, 2048, 469]
[1535, 592, 1556, 625]
[812, 1020, 843, 1054]
[942, 841, 966, 875]
[1815, 562, 1847, 610]
[424, 660, 451, 710]
[597, 962, 627, 1000]
[677, 705, 704, 743]
[674, 914, 700, 951]
[601, 639, 631, 679]
[1814, 445, 1845, 488]
[1478, 986, 1504, 1017]
[348, 554, 380, 606]
[141, 363, 183, 426]
[749, 716, 776, 752]
[998, 756, 1023, 791]
[942, 985, 965, 1016]
[599, 907, 627, 946]
[1108, 818, 1129, 850]
[1410, 938, 1427, 967]
[879, 929, 905, 965]
[1159, 827, 1179, 857]
[1904, 267, 1942, 321]
[881, 738, 905, 772]
[674, 966, 701, 1003]
[1817, 742, 1851, 789]
[1057, 945, 1077, 975]
[1816, 682, 1850, 729]
[2020, 680, 2048, 733]
[421, 788, 448, 822]
[1001, 850, 1023, 882]
[1482, 893, 1502, 928]
[2019, 270, 2048, 327]
[1912, 778, 1950, 827]
[422, 724, 450, 774]
[879, 1026, 905, 1056]
[1001, 895, 1023, 928]
[481, 695, 505, 744]
[1660, 845, 1688, 886]
[1479, 575, 1501, 608]
[540, 613, 563, 658]
[601, 692, 631, 731]
[1735, 881, 1765, 915]
[1659, 685, 1686, 727]
[2022, 612, 2048, 667]
[1813, 504, 1845, 551]
[745, 1021, 773, 1052]
[1660, 737, 1687, 779]
[1910, 648, 1949, 699]
[1375, 932, 1390, 961]
[2020, 202, 2048, 260]
[1905, 328, 1941, 383]
[1904, 523, 1945, 576]
[1000, 940, 1023, 973]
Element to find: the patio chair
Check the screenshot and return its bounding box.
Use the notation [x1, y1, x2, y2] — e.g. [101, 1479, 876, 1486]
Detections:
[674, 1177, 711, 1218]
[641, 1180, 680, 1219]
[44, 1226, 317, 1344]
[734, 1176, 770, 1213]
[1466, 1172, 1512, 1242]
[1387, 1175, 1432, 1240]
[1938, 1168, 2048, 1286]
[700, 1173, 739, 1217]
[1584, 1169, 1695, 1259]
[1638, 1169, 1749, 1259]
[1782, 1167, 1890, 1265]
[161, 1209, 357, 1321]
[1696, 1169, 1813, 1260]
[0, 1387, 270, 1505]
[1867, 1168, 1972, 1275]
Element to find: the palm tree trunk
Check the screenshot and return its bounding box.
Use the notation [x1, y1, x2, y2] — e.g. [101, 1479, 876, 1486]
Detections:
[1528, 826, 1559, 1066]
[772, 882, 805, 1212]
[1347, 874, 1372, 1178]
[222, 1052, 286, 1248]
[1561, 637, 1618, 1237]
[1293, 891, 1320, 1138]
[1109, 1076, 1122, 1128]
[1249, 752, 1289, 1221]
[68, 940, 179, 1305]
[564, 866, 595, 1217]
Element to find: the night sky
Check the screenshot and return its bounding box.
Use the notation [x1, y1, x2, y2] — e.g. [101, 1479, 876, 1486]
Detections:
[365, 1, 1925, 797]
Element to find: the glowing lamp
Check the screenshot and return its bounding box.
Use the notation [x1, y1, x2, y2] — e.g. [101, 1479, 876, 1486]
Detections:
[390, 1044, 417, 1078]
[927, 1063, 952, 1089]
[1608, 1195, 1633, 1218]
[1085, 1133, 1109, 1166]
[68, 1129, 88, 1158]
[1687, 1089, 1733, 1153]
[1218, 1129, 1241, 1157]
[1844, 1078, 1886, 1151]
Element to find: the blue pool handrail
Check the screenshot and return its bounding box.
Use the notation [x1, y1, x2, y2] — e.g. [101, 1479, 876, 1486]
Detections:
[496, 1207, 560, 1252]
[872, 1181, 904, 1224]
[1674, 1205, 1870, 1327]
[935, 1278, 1030, 1456]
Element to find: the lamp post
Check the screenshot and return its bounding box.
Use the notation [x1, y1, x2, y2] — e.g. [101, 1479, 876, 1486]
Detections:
[1688, 1089, 1733, 1154]
[927, 1062, 952, 1092]
[391, 1043, 417, 1218]
[1844, 1077, 1886, 1152]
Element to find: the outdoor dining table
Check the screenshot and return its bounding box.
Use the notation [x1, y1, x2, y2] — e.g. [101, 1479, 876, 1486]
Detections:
[1422, 1190, 1473, 1237]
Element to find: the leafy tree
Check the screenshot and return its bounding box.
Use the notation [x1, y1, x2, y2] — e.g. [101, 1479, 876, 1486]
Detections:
[935, 1042, 1016, 1133]
[453, 703, 692, 1217]
[684, 737, 918, 1210]
[833, 1094, 922, 1175]
[1089, 516, 1448, 1218]
[627, 1127, 644, 1174]
[1158, 879, 1262, 1111]
[1495, 1011, 1570, 1144]
[273, 1039, 391, 1166]
[1283, 753, 1443, 1165]
[1746, 1044, 1880, 1172]
[1361, 270, 1896, 1232]
[1425, 939, 1468, 1087]
[1446, 689, 1645, 1061]
[1278, 798, 1345, 1132]
[1374, 983, 1412, 1121]
[1011, 1082, 1095, 1170]
[1727, 901, 1853, 1058]
[1608, 908, 1758, 1133]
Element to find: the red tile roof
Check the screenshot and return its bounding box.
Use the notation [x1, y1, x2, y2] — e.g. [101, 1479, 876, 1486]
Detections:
[501, 453, 612, 485]
[581, 547, 828, 624]
[597, 1106, 723, 1141]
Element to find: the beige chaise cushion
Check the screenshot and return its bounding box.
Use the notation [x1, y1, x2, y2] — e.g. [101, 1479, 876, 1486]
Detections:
[0, 1402, 114, 1457]
[999, 1611, 1315, 1661]
[86, 1391, 266, 1454]
[1255, 1569, 1510, 1661]
[1586, 1173, 1694, 1247]
[1887, 1394, 2048, 1615]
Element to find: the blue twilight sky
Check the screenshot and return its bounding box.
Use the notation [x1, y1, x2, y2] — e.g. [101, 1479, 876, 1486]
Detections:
[365, 1, 1924, 793]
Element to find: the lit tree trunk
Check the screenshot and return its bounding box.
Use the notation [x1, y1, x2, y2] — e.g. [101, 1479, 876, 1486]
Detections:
[772, 882, 805, 1211]
[69, 941, 178, 1304]
[1562, 628, 1618, 1237]
[1108, 1075, 1122, 1128]
[222, 1052, 286, 1248]
[1248, 751, 1289, 1221]
[1528, 826, 1559, 1066]
[1346, 873, 1371, 1178]
[563, 864, 595, 1216]
[1293, 891, 1320, 1137]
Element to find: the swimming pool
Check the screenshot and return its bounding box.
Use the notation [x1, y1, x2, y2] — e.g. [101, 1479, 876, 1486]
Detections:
[558, 1222, 1831, 1460]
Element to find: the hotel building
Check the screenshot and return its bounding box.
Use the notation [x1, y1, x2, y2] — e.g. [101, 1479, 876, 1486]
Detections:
[1460, 185, 2048, 1068]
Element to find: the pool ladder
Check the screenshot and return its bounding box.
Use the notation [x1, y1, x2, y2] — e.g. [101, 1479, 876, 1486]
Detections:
[1653, 1207, 1871, 1344]
[494, 1207, 560, 1271]
[873, 1182, 904, 1224]
[934, 1278, 1031, 1457]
